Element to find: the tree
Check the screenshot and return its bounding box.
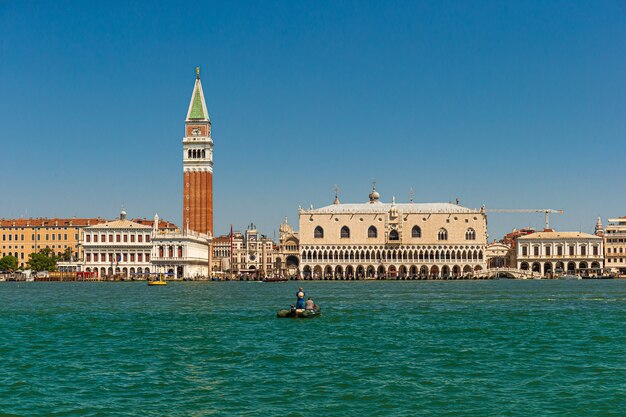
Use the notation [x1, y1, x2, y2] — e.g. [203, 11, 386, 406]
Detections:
[27, 249, 58, 272]
[59, 247, 73, 262]
[0, 256, 18, 272]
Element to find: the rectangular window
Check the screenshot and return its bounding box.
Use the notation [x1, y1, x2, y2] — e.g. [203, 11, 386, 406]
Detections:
[569, 246, 575, 256]
[545, 246, 551, 256]
[138, 235, 143, 243]
[94, 253, 98, 262]
[522, 247, 528, 256]
[533, 247, 539, 256]
[138, 253, 143, 262]
[21, 235, 24, 240]
[86, 235, 91, 243]
[109, 235, 113, 243]
[58, 234, 62, 240]
[130, 253, 135, 262]
[75, 234, 78, 240]
[21, 253, 24, 259]
[45, 234, 49, 240]
[31, 234, 34, 240]
[94, 235, 98, 243]
[51, 234, 55, 241]
[581, 246, 586, 256]
[145, 253, 150, 262]
[123, 253, 127, 262]
[8, 235, 12, 241]
[593, 246, 598, 256]
[64, 234, 67, 240]
[130, 235, 135, 243]
[123, 235, 128, 243]
[145, 235, 150, 242]
[116, 235, 121, 243]
[86, 253, 91, 262]
[557, 246, 563, 256]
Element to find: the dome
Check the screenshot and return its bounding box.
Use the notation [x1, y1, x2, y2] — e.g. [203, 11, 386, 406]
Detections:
[369, 188, 380, 203]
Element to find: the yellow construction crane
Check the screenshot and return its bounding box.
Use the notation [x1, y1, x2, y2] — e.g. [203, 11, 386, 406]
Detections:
[485, 209, 564, 230]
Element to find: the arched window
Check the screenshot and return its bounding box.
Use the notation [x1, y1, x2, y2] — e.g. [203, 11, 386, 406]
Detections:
[314, 226, 324, 239]
[438, 228, 448, 241]
[368, 226, 377, 238]
[465, 228, 476, 240]
[389, 230, 399, 240]
[341, 226, 350, 238]
[201, 149, 206, 158]
[411, 226, 421, 238]
[188, 149, 192, 159]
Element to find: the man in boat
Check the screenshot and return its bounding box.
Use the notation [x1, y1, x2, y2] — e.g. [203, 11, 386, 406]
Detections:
[305, 297, 315, 311]
[296, 288, 306, 309]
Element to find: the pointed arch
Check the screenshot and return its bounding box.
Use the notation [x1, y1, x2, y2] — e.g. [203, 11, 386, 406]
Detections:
[438, 228, 448, 241]
[412, 226, 421, 238]
[368, 226, 377, 238]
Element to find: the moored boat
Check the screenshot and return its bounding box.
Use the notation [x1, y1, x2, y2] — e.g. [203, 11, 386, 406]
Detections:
[558, 274, 582, 280]
[263, 276, 288, 282]
[148, 274, 167, 286]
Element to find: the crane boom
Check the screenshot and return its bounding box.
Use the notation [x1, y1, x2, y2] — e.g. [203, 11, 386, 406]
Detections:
[485, 209, 564, 230]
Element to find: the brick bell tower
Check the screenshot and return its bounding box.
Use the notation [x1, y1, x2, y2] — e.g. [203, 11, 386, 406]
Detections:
[183, 67, 213, 236]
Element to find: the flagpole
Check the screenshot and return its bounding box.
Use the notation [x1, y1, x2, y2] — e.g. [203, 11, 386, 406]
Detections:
[229, 224, 234, 281]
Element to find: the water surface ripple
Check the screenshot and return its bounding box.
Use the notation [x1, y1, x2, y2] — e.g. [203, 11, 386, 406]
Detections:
[1, 280, 626, 416]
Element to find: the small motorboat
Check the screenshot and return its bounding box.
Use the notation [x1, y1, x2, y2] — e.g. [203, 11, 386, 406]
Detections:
[276, 306, 321, 318]
[148, 274, 167, 286]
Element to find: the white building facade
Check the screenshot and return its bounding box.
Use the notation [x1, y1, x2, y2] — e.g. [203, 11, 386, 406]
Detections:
[151, 224, 210, 279]
[82, 211, 154, 279]
[516, 231, 603, 277]
[299, 185, 488, 279]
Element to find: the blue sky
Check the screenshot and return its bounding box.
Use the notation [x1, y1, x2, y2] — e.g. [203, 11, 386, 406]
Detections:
[1, 0, 625, 240]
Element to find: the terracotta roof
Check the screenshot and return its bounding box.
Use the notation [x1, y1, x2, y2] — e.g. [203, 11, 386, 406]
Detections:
[0, 218, 106, 228]
[84, 219, 152, 230]
[132, 218, 178, 229]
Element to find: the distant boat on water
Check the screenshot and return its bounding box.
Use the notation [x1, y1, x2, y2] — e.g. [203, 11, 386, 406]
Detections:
[558, 274, 582, 280]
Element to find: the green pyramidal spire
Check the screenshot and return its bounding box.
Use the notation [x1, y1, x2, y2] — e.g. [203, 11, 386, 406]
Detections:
[186, 67, 210, 121]
[189, 88, 205, 119]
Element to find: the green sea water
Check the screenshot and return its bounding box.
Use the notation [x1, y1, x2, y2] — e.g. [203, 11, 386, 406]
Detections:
[1, 280, 626, 416]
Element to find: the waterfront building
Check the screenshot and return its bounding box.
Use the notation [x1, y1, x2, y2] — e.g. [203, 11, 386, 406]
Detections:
[1, 217, 103, 269]
[275, 217, 300, 278]
[515, 230, 603, 277]
[211, 235, 232, 276]
[604, 216, 626, 276]
[298, 184, 488, 279]
[485, 242, 514, 268]
[81, 210, 172, 279]
[212, 224, 276, 279]
[183, 67, 214, 236]
[151, 215, 210, 279]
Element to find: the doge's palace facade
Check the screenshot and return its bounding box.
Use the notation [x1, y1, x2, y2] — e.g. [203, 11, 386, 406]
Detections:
[299, 185, 487, 279]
